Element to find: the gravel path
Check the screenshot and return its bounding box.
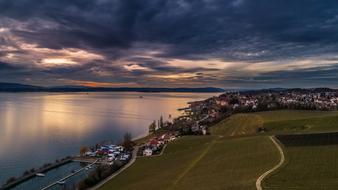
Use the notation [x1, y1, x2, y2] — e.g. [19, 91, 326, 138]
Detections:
[256, 136, 285, 190]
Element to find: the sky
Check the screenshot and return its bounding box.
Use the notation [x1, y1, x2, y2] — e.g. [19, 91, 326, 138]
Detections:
[0, 0, 338, 89]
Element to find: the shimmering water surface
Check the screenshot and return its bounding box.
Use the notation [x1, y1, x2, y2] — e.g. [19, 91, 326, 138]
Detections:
[0, 92, 217, 185]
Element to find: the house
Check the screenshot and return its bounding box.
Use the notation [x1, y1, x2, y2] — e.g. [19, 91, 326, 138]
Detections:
[149, 139, 159, 147]
[201, 126, 207, 135]
[161, 134, 171, 142]
[85, 151, 96, 157]
[143, 148, 153, 156]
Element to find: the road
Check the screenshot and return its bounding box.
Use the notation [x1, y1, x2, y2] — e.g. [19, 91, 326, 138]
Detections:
[256, 136, 285, 190]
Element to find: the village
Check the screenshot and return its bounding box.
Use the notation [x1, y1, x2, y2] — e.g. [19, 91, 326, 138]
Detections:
[153, 89, 338, 135]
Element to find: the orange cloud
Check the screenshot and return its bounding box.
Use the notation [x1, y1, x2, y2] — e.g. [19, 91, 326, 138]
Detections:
[62, 79, 137, 87]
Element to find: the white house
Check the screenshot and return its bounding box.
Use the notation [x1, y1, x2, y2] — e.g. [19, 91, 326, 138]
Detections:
[143, 148, 153, 156]
[85, 151, 96, 157]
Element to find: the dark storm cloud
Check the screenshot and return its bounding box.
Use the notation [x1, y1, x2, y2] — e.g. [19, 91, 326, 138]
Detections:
[125, 57, 219, 74]
[0, 61, 18, 70]
[1, 0, 338, 59]
[1, 0, 338, 87]
[219, 64, 338, 88]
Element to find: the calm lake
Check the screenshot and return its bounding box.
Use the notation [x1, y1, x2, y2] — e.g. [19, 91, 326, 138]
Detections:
[0, 92, 217, 185]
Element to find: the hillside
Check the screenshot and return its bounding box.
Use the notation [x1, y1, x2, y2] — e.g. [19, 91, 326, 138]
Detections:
[0, 82, 43, 92]
[263, 132, 338, 189]
[210, 114, 264, 137]
[99, 110, 338, 190]
[99, 136, 279, 190]
[211, 110, 338, 136]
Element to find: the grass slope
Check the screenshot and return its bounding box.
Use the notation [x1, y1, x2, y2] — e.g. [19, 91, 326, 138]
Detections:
[257, 110, 338, 123]
[210, 114, 263, 137]
[263, 145, 338, 190]
[211, 110, 338, 136]
[99, 136, 279, 190]
[263, 115, 338, 133]
[100, 110, 338, 190]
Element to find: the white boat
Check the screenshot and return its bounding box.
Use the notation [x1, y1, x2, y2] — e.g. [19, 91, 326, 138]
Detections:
[36, 173, 45, 177]
[57, 180, 66, 185]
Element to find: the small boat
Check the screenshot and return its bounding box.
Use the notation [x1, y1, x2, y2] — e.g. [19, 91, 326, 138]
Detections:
[57, 180, 66, 185]
[36, 173, 45, 177]
[139, 96, 143, 98]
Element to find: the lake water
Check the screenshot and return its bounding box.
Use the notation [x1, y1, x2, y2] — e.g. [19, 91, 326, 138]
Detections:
[0, 92, 217, 185]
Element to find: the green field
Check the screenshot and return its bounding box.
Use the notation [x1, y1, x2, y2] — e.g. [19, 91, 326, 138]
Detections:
[263, 144, 338, 190]
[99, 110, 338, 190]
[211, 110, 338, 136]
[100, 136, 279, 190]
[210, 114, 263, 137]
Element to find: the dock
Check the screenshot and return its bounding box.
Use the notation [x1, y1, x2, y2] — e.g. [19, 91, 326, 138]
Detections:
[72, 157, 109, 165]
[1, 158, 73, 190]
[40, 159, 98, 190]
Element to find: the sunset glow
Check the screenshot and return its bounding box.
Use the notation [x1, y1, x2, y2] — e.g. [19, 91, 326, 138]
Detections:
[41, 58, 77, 66]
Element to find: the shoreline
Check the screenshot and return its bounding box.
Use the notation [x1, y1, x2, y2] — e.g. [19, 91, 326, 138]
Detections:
[1, 158, 73, 190]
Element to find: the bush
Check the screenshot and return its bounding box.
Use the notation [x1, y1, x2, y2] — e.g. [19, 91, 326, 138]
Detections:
[23, 170, 31, 176]
[43, 163, 52, 168]
[76, 164, 124, 189]
[6, 177, 16, 184]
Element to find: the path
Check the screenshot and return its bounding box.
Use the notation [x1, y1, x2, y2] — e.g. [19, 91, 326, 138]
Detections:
[167, 140, 215, 190]
[89, 146, 139, 190]
[256, 136, 285, 190]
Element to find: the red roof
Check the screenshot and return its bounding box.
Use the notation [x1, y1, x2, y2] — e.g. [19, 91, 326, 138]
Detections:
[149, 139, 159, 145]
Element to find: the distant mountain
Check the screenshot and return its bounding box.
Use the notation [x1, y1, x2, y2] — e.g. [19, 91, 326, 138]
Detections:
[47, 87, 225, 93]
[0, 82, 224, 93]
[0, 82, 44, 92]
[2, 83, 338, 93]
[50, 85, 89, 89]
[238, 88, 338, 95]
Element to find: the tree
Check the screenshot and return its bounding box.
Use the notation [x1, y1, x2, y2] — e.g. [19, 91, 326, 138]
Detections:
[159, 115, 164, 129]
[124, 132, 132, 143]
[6, 177, 16, 184]
[122, 132, 135, 151]
[148, 121, 156, 134]
[80, 146, 89, 157]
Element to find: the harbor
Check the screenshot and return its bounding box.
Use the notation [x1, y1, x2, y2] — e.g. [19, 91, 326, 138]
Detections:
[3, 161, 96, 190]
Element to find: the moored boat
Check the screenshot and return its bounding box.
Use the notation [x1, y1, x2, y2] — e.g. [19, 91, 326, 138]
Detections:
[36, 173, 45, 177]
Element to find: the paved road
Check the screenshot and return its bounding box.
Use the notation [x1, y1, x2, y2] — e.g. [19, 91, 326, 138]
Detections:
[256, 136, 285, 190]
